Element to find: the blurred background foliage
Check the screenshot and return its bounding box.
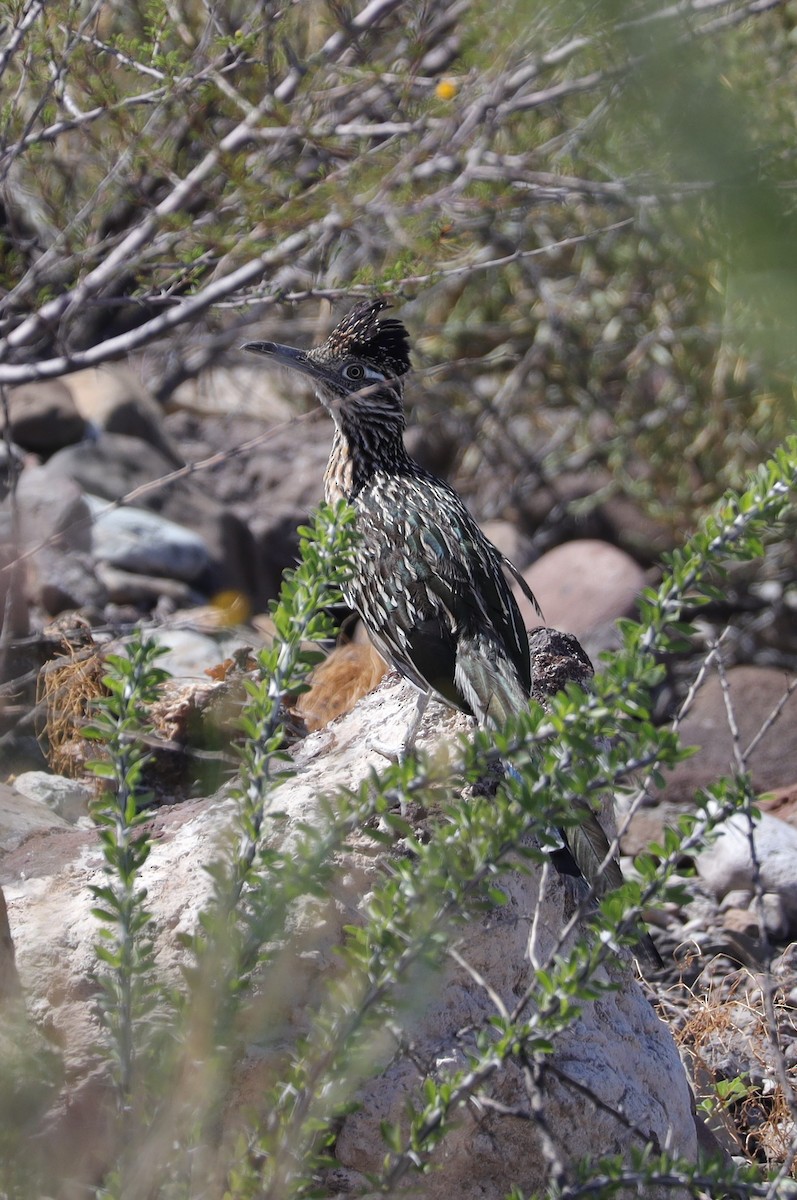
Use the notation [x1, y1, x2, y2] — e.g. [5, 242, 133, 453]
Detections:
[1, 0, 796, 540]
[2, 5, 797, 1190]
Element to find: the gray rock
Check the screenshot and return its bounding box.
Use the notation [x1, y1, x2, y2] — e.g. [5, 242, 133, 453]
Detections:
[35, 550, 107, 616]
[67, 366, 183, 466]
[719, 888, 754, 912]
[45, 434, 265, 608]
[0, 380, 86, 454]
[696, 811, 797, 935]
[0, 780, 70, 855]
[761, 892, 790, 940]
[16, 466, 92, 554]
[12, 772, 93, 825]
[147, 627, 249, 678]
[45, 434, 177, 506]
[86, 494, 211, 582]
[94, 562, 201, 608]
[14, 467, 105, 614]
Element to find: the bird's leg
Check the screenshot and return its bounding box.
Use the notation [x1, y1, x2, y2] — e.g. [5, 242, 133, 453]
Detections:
[367, 688, 430, 763]
[402, 687, 430, 753]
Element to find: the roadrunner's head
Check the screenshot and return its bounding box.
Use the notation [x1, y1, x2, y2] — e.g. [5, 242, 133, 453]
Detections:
[243, 299, 411, 434]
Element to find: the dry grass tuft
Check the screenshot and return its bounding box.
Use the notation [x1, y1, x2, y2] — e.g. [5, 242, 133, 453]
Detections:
[296, 640, 388, 732]
[676, 965, 797, 1173]
[36, 627, 109, 779]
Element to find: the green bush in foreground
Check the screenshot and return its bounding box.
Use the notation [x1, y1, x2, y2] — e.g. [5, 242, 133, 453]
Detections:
[5, 445, 797, 1199]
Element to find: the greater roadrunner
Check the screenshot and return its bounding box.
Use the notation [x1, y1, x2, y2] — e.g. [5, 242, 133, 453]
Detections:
[244, 300, 659, 965]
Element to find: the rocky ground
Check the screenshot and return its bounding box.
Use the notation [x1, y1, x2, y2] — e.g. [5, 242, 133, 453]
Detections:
[2, 358, 797, 1187]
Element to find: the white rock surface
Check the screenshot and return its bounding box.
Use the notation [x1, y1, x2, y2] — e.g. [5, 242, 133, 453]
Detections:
[2, 673, 697, 1196]
[697, 811, 797, 935]
[148, 627, 252, 678]
[0, 780, 71, 854]
[12, 771, 93, 824]
[0, 882, 21, 999]
[86, 493, 211, 582]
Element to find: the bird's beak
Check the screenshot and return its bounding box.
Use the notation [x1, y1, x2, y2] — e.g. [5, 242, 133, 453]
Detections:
[242, 340, 328, 384]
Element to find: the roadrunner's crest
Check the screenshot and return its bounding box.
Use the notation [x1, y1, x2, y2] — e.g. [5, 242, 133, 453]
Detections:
[307, 299, 411, 379]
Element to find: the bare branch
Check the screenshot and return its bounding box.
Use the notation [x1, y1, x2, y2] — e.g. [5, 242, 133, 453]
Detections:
[0, 221, 329, 382]
[0, 0, 46, 84]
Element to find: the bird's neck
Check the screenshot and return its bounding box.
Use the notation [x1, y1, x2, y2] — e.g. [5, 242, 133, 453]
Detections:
[324, 420, 410, 503]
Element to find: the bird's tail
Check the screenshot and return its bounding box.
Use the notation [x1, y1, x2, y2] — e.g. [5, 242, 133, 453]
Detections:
[518, 774, 662, 970]
[454, 630, 530, 729]
[456, 630, 661, 970]
[566, 802, 662, 970]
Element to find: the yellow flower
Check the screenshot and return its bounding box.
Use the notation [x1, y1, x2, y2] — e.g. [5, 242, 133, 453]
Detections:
[435, 79, 458, 101]
[211, 589, 251, 625]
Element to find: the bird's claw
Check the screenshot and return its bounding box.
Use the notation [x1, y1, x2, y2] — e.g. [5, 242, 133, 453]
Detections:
[365, 732, 408, 763]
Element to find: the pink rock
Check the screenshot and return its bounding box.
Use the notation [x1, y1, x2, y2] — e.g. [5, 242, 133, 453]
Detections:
[664, 667, 797, 805]
[481, 519, 534, 572]
[513, 539, 647, 638]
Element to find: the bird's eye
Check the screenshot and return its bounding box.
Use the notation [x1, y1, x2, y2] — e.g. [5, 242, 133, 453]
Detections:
[344, 363, 365, 380]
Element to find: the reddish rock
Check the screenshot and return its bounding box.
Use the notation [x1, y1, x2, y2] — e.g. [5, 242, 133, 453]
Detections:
[663, 667, 797, 806]
[481, 519, 535, 572]
[619, 800, 688, 859]
[759, 782, 797, 827]
[513, 539, 647, 640]
[722, 907, 760, 939]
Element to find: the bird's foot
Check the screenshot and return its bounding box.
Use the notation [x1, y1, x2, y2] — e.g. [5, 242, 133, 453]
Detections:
[365, 732, 407, 763]
[365, 689, 431, 764]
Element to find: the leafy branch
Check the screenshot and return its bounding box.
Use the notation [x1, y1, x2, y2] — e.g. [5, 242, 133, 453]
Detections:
[84, 630, 170, 1110]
